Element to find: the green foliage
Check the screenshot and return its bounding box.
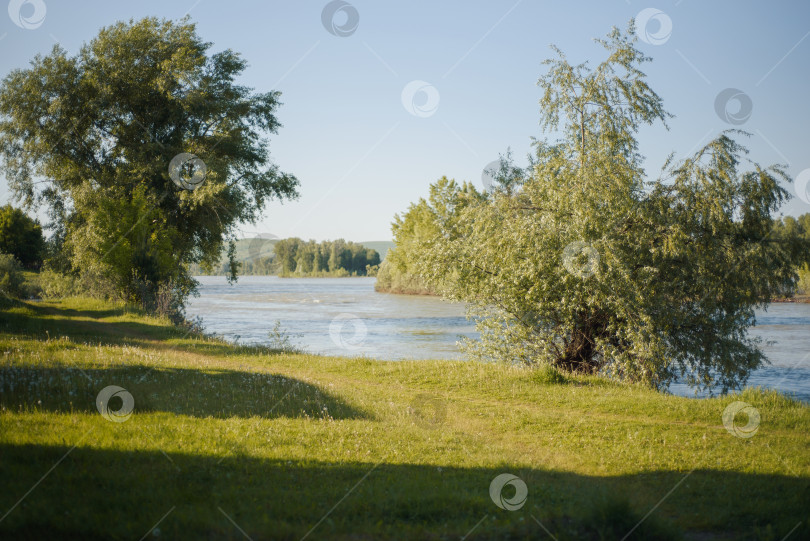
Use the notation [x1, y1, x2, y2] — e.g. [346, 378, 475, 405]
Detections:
[0, 205, 45, 270]
[532, 363, 567, 385]
[37, 268, 83, 299]
[189, 237, 385, 277]
[375, 176, 484, 295]
[0, 253, 25, 298]
[771, 213, 810, 295]
[266, 320, 303, 353]
[0, 17, 298, 311]
[798, 267, 810, 295]
[273, 238, 380, 277]
[399, 25, 806, 393]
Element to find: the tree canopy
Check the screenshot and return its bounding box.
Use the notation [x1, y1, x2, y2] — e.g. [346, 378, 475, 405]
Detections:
[0, 204, 45, 269]
[0, 17, 298, 310]
[274, 238, 380, 277]
[394, 24, 810, 392]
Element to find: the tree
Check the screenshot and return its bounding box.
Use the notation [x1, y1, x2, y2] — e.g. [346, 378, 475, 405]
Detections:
[0, 204, 45, 269]
[772, 213, 810, 295]
[0, 17, 298, 309]
[274, 238, 299, 274]
[407, 25, 807, 392]
[375, 176, 483, 295]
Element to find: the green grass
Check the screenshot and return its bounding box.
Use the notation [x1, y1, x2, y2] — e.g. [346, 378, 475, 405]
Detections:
[1, 297, 808, 540]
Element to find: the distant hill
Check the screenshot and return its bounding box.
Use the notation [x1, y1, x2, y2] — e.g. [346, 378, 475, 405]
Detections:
[358, 241, 395, 260]
[230, 238, 393, 261]
[232, 236, 279, 260]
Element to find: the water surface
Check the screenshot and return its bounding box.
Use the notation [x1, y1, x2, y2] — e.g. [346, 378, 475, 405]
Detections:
[187, 276, 810, 401]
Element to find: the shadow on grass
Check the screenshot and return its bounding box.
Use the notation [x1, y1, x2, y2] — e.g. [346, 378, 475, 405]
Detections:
[0, 297, 178, 344]
[0, 298, 294, 358]
[0, 364, 368, 420]
[0, 443, 807, 540]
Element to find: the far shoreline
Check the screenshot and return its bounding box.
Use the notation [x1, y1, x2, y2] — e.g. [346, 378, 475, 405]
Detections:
[195, 274, 810, 302]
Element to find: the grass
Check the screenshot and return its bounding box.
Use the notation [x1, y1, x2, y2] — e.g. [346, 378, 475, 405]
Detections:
[1, 297, 808, 540]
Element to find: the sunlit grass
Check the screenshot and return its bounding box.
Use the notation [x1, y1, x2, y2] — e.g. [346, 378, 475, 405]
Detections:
[1, 297, 808, 539]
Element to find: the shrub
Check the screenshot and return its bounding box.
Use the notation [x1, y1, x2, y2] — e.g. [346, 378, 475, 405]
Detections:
[0, 253, 25, 298]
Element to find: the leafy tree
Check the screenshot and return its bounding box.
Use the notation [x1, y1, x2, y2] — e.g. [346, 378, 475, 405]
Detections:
[274, 238, 299, 274]
[272, 237, 378, 276]
[772, 213, 810, 294]
[375, 176, 483, 295]
[0, 17, 298, 309]
[0, 204, 45, 269]
[406, 25, 807, 392]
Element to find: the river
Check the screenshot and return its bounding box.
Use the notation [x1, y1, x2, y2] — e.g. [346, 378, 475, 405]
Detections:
[186, 276, 810, 402]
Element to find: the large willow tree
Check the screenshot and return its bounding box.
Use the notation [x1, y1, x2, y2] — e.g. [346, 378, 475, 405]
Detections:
[410, 25, 804, 392]
[0, 17, 298, 311]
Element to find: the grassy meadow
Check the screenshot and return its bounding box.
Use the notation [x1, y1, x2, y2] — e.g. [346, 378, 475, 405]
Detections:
[0, 296, 808, 540]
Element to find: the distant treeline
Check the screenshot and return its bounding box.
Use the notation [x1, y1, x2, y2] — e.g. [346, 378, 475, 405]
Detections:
[191, 238, 381, 277]
[275, 238, 380, 277]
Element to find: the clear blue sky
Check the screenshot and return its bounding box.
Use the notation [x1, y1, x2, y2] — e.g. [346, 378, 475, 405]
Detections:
[1, 0, 809, 241]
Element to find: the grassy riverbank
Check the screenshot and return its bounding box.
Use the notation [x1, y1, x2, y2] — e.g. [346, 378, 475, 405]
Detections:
[1, 297, 808, 540]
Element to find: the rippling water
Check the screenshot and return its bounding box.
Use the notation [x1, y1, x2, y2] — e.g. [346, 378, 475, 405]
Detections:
[186, 276, 810, 402]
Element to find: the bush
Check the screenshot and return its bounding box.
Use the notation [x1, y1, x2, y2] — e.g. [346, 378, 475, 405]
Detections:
[533, 364, 567, 385]
[38, 266, 120, 301]
[0, 253, 26, 298]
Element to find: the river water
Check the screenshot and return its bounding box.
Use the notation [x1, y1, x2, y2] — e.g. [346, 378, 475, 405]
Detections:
[186, 276, 810, 402]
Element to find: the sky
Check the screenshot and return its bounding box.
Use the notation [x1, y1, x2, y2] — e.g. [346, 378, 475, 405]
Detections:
[1, 0, 809, 242]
